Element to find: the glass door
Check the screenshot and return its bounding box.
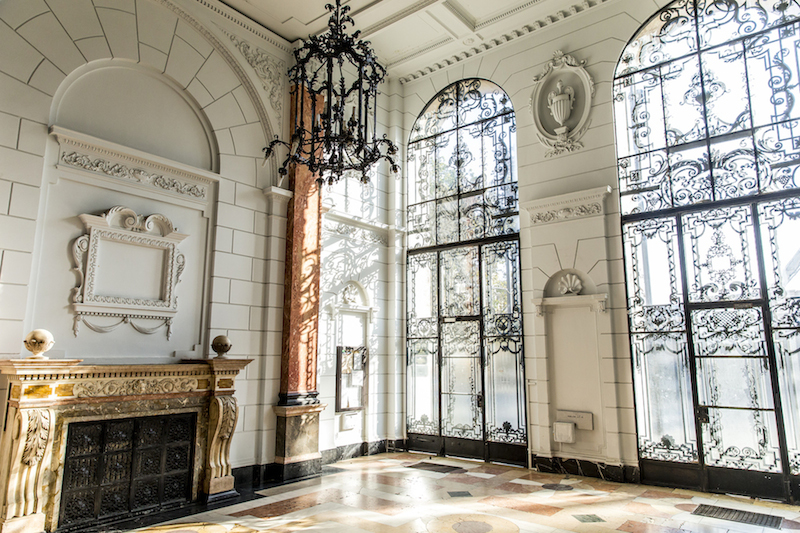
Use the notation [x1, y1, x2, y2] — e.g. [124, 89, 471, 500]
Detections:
[407, 240, 527, 465]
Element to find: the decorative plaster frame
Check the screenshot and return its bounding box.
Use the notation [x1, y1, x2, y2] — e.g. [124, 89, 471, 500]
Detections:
[72, 206, 188, 339]
[530, 50, 595, 157]
[522, 186, 611, 226]
[326, 281, 377, 324]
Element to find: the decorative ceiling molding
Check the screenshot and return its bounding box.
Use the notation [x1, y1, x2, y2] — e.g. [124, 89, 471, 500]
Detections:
[397, 0, 609, 84]
[474, 0, 546, 30]
[193, 0, 291, 52]
[387, 37, 455, 68]
[361, 0, 442, 38]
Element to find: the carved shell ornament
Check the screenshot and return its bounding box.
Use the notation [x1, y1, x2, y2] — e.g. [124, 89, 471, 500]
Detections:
[530, 50, 595, 157]
[558, 273, 583, 295]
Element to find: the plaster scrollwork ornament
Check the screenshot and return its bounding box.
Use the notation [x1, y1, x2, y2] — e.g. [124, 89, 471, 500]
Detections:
[530, 50, 595, 157]
[225, 31, 285, 118]
[60, 151, 207, 200]
[71, 206, 188, 339]
[73, 378, 197, 398]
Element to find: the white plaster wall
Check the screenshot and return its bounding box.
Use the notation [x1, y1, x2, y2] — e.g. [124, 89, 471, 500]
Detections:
[394, 0, 673, 467]
[0, 0, 291, 470]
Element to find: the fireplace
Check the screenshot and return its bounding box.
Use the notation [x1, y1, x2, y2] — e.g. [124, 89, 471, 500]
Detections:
[0, 358, 250, 533]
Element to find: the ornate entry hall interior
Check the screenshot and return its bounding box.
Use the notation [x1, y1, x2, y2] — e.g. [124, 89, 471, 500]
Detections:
[0, 0, 799, 532]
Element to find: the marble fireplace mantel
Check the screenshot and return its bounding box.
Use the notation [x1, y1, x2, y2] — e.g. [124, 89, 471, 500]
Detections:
[0, 358, 250, 533]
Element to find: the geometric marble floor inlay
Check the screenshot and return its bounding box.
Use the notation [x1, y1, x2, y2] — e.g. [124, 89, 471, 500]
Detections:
[139, 453, 800, 533]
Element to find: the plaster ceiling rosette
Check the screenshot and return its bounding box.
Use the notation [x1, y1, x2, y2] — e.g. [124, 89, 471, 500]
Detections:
[530, 50, 595, 157]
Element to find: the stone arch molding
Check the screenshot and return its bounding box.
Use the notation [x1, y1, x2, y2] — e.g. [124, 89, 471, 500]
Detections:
[1, 0, 279, 176]
[51, 60, 219, 171]
[529, 50, 595, 158]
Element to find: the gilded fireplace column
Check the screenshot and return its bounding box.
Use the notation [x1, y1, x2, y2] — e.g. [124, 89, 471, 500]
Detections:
[273, 87, 326, 481]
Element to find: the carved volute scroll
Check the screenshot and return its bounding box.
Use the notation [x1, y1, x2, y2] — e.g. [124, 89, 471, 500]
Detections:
[71, 206, 188, 339]
[206, 395, 238, 496]
[0, 408, 55, 529]
[530, 50, 595, 157]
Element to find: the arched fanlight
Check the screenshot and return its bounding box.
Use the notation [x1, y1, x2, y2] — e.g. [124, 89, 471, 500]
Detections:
[263, 0, 399, 186]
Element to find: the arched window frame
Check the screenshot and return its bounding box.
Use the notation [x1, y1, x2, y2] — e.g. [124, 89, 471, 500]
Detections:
[614, 0, 800, 499]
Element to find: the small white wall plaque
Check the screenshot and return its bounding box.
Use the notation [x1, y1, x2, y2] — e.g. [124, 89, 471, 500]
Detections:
[71, 206, 188, 339]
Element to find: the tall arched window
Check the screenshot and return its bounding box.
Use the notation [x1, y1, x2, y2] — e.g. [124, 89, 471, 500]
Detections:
[405, 79, 527, 464]
[614, 0, 800, 501]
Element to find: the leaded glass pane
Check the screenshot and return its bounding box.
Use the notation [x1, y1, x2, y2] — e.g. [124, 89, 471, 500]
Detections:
[437, 131, 458, 198]
[691, 307, 767, 357]
[440, 247, 479, 317]
[436, 198, 458, 245]
[485, 337, 525, 444]
[702, 407, 782, 472]
[755, 121, 800, 192]
[774, 328, 800, 474]
[442, 321, 482, 440]
[458, 79, 513, 126]
[459, 193, 485, 242]
[613, 69, 667, 158]
[632, 332, 698, 462]
[482, 241, 522, 337]
[408, 201, 435, 250]
[407, 139, 435, 205]
[407, 253, 437, 338]
[759, 197, 800, 328]
[710, 135, 759, 200]
[746, 24, 800, 127]
[623, 217, 684, 332]
[407, 339, 439, 435]
[619, 150, 672, 215]
[410, 84, 457, 142]
[700, 43, 751, 136]
[485, 184, 519, 237]
[669, 143, 712, 206]
[483, 115, 516, 188]
[696, 358, 774, 408]
[616, 0, 697, 77]
[682, 206, 761, 302]
[663, 55, 707, 146]
[698, 0, 800, 49]
[458, 128, 483, 193]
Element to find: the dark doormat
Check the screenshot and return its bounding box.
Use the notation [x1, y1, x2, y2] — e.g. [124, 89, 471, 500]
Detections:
[692, 504, 783, 529]
[407, 462, 466, 474]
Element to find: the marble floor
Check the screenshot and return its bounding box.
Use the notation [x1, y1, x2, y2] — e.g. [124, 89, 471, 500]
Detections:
[139, 453, 800, 533]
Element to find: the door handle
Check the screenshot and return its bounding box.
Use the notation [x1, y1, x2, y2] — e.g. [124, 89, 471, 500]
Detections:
[476, 393, 484, 409]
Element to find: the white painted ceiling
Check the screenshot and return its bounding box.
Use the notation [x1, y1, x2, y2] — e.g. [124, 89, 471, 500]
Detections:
[218, 0, 601, 80]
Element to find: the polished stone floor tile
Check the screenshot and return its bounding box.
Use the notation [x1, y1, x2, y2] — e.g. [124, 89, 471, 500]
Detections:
[139, 454, 800, 533]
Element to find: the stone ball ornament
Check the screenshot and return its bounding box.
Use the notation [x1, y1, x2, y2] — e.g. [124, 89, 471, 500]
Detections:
[211, 335, 232, 359]
[23, 329, 55, 359]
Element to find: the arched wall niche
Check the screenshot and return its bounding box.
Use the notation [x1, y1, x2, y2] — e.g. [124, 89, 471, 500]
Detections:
[51, 61, 218, 172]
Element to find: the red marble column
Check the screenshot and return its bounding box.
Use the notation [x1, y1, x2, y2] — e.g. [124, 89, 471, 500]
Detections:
[274, 87, 326, 480]
[278, 86, 323, 407]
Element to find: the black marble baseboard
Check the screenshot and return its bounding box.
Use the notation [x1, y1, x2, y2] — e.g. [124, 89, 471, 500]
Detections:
[530, 454, 640, 484]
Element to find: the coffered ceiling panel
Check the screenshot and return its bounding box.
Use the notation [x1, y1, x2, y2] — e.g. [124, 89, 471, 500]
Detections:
[217, 0, 613, 80]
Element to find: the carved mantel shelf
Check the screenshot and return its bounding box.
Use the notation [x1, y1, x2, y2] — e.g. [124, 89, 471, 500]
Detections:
[0, 358, 250, 533]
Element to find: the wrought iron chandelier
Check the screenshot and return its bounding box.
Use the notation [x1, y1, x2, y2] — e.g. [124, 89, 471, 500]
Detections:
[264, 0, 399, 186]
